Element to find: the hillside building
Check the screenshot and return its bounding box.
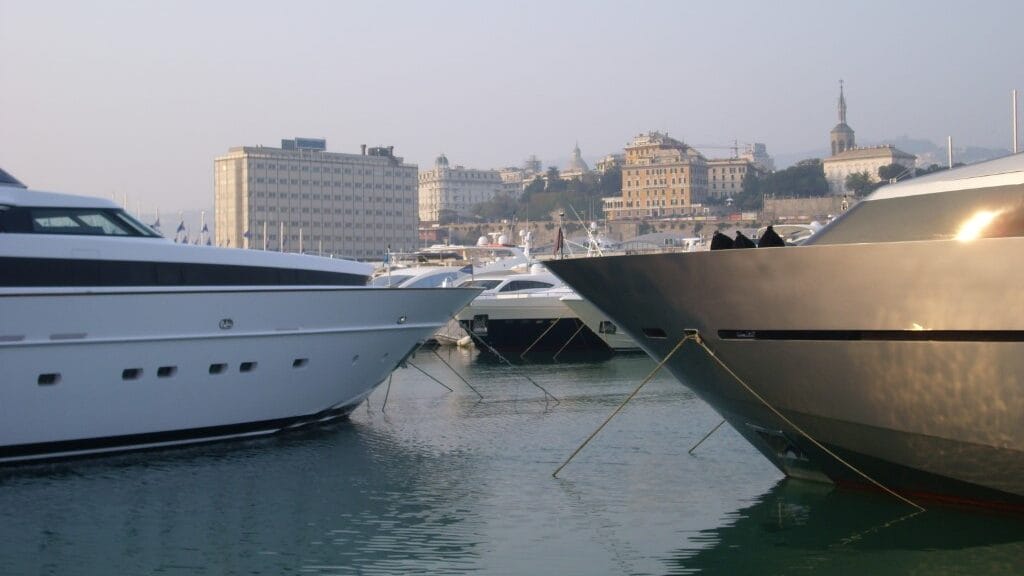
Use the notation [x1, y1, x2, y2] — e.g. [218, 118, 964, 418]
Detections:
[602, 132, 707, 220]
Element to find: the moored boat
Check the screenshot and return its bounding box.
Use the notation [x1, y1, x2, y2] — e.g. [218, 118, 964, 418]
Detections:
[455, 267, 611, 358]
[547, 153, 1024, 510]
[0, 173, 480, 463]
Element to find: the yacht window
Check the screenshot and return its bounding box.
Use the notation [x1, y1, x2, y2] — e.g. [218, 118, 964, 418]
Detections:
[461, 279, 502, 290]
[0, 207, 161, 237]
[500, 280, 554, 292]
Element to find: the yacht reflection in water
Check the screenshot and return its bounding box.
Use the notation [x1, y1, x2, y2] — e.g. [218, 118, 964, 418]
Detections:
[667, 479, 1024, 575]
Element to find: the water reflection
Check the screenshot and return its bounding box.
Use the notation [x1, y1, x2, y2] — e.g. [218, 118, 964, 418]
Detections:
[0, 423, 486, 575]
[667, 479, 1024, 575]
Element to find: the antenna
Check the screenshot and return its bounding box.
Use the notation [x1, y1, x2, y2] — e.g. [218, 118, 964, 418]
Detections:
[1014, 89, 1019, 154]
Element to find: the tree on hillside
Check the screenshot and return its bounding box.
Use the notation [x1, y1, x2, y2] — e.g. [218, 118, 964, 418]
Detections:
[844, 171, 877, 196]
[545, 167, 566, 193]
[732, 158, 829, 210]
[878, 163, 910, 183]
[470, 192, 518, 221]
[598, 166, 622, 197]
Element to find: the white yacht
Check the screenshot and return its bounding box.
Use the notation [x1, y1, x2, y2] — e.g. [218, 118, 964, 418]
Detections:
[455, 267, 611, 358]
[548, 153, 1024, 510]
[0, 172, 479, 463]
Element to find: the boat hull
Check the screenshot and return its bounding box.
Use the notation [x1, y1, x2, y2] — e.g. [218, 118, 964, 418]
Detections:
[546, 238, 1024, 507]
[455, 292, 610, 357]
[560, 295, 640, 352]
[0, 286, 479, 462]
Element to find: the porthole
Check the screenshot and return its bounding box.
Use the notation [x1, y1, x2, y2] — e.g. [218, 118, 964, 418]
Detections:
[157, 366, 177, 378]
[240, 361, 257, 373]
[292, 358, 309, 369]
[209, 363, 227, 375]
[122, 368, 143, 380]
[37, 373, 61, 386]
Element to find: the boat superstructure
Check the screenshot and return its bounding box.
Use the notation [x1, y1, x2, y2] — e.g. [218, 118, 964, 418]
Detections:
[0, 179, 479, 462]
[548, 153, 1024, 509]
[454, 267, 611, 358]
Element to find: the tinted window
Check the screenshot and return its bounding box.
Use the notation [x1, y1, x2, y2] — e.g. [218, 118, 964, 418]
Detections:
[462, 279, 502, 290]
[0, 206, 160, 237]
[500, 280, 554, 292]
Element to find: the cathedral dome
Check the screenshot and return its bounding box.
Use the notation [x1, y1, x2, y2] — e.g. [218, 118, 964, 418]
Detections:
[565, 143, 590, 174]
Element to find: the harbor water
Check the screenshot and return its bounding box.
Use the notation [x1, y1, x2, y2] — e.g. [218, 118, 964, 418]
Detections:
[2, 350, 1022, 575]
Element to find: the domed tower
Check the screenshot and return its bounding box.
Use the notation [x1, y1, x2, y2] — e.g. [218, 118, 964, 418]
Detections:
[830, 80, 856, 155]
[566, 142, 590, 174]
[435, 153, 449, 168]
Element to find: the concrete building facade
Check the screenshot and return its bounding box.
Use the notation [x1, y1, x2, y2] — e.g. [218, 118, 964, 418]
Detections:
[603, 132, 708, 220]
[214, 138, 418, 260]
[418, 154, 504, 223]
[707, 157, 757, 200]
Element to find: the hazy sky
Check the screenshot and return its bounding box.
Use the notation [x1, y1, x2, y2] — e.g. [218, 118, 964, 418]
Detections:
[1, 0, 1021, 212]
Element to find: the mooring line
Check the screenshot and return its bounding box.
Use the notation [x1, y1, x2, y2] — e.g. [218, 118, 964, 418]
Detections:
[380, 372, 394, 413]
[464, 328, 560, 403]
[521, 317, 563, 360]
[688, 331, 925, 512]
[688, 419, 726, 454]
[552, 333, 694, 478]
[407, 360, 455, 392]
[552, 320, 587, 362]
[431, 348, 484, 399]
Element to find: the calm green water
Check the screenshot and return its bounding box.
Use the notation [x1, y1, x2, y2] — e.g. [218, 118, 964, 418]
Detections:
[1, 350, 1021, 575]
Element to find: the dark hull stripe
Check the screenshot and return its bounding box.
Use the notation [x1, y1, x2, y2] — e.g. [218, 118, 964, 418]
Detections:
[0, 404, 358, 463]
[0, 256, 367, 287]
[718, 329, 1024, 342]
[459, 318, 611, 355]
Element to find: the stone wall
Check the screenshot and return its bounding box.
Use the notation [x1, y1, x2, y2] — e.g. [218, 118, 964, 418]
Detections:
[761, 196, 852, 223]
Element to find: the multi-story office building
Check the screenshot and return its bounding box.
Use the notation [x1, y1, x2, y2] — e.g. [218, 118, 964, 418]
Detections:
[603, 132, 708, 220]
[214, 138, 418, 260]
[418, 154, 504, 224]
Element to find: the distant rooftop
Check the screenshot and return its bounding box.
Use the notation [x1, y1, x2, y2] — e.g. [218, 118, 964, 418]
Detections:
[281, 137, 326, 151]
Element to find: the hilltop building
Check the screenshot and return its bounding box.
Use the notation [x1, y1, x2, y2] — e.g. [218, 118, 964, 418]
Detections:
[707, 157, 759, 200]
[498, 155, 545, 197]
[595, 154, 624, 174]
[418, 154, 504, 223]
[742, 142, 775, 172]
[214, 138, 418, 259]
[602, 132, 708, 220]
[821, 82, 916, 194]
[560, 143, 591, 181]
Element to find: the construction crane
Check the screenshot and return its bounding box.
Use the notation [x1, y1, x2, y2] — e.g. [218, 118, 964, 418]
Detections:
[692, 139, 753, 159]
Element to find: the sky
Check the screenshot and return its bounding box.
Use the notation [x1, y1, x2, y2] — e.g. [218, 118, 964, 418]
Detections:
[1, 0, 1021, 212]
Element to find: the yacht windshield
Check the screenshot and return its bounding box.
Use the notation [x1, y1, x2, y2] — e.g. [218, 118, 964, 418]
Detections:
[0, 206, 162, 237]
